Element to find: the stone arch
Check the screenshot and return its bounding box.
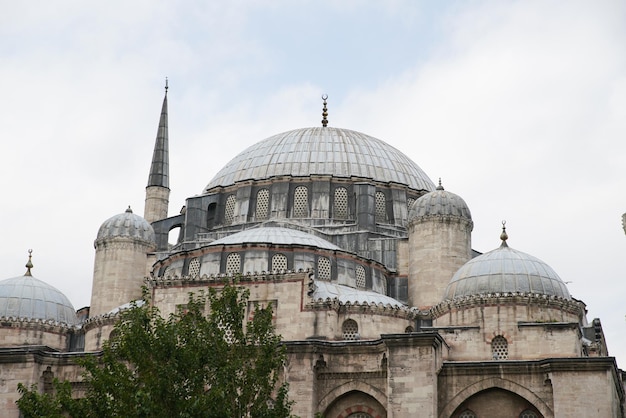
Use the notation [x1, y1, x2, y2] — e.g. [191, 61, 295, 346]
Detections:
[439, 377, 553, 418]
[318, 381, 387, 417]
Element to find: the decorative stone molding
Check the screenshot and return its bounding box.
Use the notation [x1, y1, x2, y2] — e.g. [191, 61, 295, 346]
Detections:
[0, 316, 75, 332]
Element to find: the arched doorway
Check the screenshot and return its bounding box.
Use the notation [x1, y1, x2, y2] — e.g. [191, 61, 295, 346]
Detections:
[323, 390, 386, 418]
[450, 388, 543, 418]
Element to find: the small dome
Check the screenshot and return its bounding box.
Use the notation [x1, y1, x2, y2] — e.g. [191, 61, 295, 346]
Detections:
[208, 227, 340, 250]
[444, 237, 571, 300]
[204, 127, 435, 192]
[0, 255, 78, 325]
[408, 182, 471, 221]
[97, 206, 155, 243]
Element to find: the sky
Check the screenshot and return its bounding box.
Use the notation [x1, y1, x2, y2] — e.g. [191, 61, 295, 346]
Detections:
[1, 0, 625, 366]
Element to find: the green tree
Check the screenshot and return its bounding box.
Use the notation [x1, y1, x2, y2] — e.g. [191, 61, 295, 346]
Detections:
[17, 282, 294, 417]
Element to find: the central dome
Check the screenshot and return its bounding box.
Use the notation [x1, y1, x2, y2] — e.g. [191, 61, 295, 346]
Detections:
[204, 127, 435, 192]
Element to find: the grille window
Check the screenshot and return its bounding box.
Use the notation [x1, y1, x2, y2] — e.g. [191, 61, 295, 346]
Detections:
[342, 319, 359, 340]
[271, 253, 288, 271]
[520, 410, 538, 418]
[293, 186, 309, 218]
[375, 191, 387, 223]
[347, 414, 372, 418]
[356, 265, 366, 288]
[317, 256, 331, 281]
[459, 411, 477, 418]
[407, 197, 415, 210]
[492, 335, 509, 360]
[256, 189, 269, 220]
[188, 257, 201, 277]
[226, 253, 241, 275]
[224, 195, 236, 225]
[334, 187, 348, 219]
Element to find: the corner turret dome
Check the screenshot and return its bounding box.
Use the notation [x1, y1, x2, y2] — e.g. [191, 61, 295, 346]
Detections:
[443, 228, 570, 300]
[97, 206, 156, 243]
[204, 127, 435, 192]
[0, 253, 78, 325]
[408, 181, 472, 221]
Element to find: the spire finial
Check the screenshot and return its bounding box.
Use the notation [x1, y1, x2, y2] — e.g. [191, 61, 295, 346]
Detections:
[321, 94, 328, 127]
[24, 249, 33, 276]
[165, 77, 168, 95]
[500, 220, 508, 247]
[436, 178, 444, 191]
[126, 206, 133, 213]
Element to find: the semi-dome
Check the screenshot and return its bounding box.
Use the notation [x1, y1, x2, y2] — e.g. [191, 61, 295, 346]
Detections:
[208, 226, 340, 250]
[409, 181, 471, 221]
[97, 206, 155, 243]
[204, 127, 435, 192]
[0, 255, 78, 325]
[444, 230, 570, 300]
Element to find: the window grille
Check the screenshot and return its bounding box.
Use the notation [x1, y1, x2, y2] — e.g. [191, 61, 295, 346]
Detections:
[520, 410, 538, 418]
[405, 326, 414, 333]
[218, 321, 235, 344]
[347, 414, 372, 418]
[256, 189, 269, 220]
[334, 187, 348, 219]
[224, 195, 236, 225]
[459, 410, 477, 418]
[226, 253, 241, 275]
[491, 335, 509, 360]
[407, 197, 415, 210]
[342, 319, 359, 340]
[356, 265, 366, 288]
[375, 191, 387, 223]
[271, 253, 288, 271]
[317, 256, 331, 281]
[293, 186, 308, 217]
[188, 257, 201, 276]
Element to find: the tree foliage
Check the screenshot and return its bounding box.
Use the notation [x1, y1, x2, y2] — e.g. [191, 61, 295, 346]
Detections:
[17, 283, 294, 417]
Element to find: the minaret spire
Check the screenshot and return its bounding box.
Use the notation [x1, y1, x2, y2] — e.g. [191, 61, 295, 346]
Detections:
[144, 79, 171, 223]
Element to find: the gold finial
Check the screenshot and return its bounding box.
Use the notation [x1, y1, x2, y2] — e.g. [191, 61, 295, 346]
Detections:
[25, 249, 33, 276]
[500, 220, 508, 247]
[165, 77, 169, 95]
[321, 94, 328, 127]
[436, 178, 444, 191]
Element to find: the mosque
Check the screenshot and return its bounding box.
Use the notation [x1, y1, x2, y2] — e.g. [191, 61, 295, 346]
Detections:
[0, 85, 624, 417]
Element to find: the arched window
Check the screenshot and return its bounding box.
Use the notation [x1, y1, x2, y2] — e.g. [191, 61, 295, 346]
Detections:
[334, 187, 348, 219]
[317, 256, 331, 281]
[224, 195, 236, 225]
[347, 413, 373, 418]
[225, 253, 241, 275]
[405, 326, 414, 333]
[356, 265, 366, 288]
[520, 410, 538, 418]
[271, 253, 288, 271]
[293, 186, 308, 218]
[459, 410, 477, 418]
[407, 197, 416, 210]
[188, 257, 201, 277]
[375, 191, 387, 223]
[342, 319, 359, 340]
[256, 189, 269, 220]
[491, 335, 509, 360]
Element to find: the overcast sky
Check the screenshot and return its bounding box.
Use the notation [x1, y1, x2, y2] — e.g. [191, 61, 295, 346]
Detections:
[1, 0, 625, 366]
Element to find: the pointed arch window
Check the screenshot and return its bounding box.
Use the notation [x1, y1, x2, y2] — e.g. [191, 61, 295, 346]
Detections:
[459, 411, 477, 418]
[256, 189, 269, 220]
[225, 253, 241, 275]
[491, 335, 508, 360]
[224, 195, 236, 225]
[520, 410, 538, 418]
[356, 265, 366, 288]
[293, 186, 309, 218]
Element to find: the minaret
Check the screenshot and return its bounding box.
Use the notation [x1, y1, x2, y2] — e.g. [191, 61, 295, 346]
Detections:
[144, 79, 170, 223]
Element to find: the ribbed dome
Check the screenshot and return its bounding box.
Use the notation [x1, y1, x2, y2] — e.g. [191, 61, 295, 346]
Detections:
[444, 242, 571, 300]
[209, 227, 340, 250]
[97, 207, 155, 243]
[204, 127, 435, 192]
[409, 183, 471, 221]
[0, 275, 79, 325]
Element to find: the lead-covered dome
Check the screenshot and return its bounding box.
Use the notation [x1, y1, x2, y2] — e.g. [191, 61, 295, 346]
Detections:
[0, 257, 78, 325]
[208, 227, 340, 250]
[97, 207, 155, 243]
[444, 233, 570, 300]
[204, 127, 435, 192]
[409, 182, 472, 221]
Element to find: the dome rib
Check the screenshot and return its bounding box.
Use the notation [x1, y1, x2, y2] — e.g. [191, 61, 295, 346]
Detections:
[205, 127, 435, 192]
